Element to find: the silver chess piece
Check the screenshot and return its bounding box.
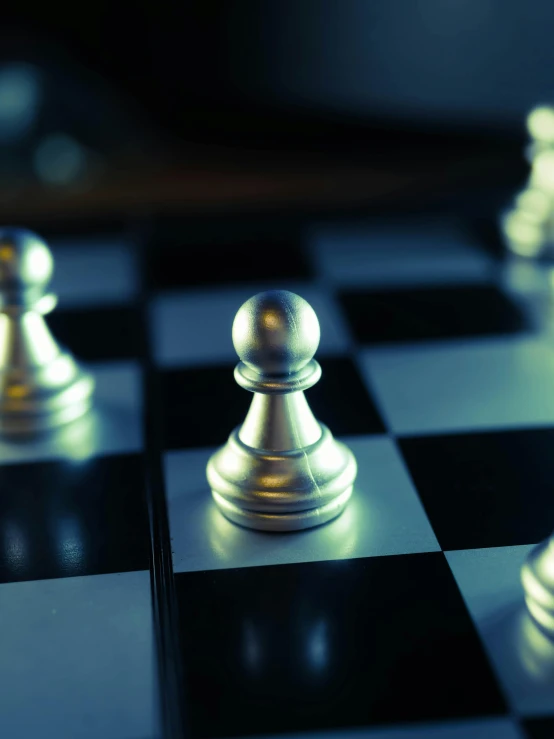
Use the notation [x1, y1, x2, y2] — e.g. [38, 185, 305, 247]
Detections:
[206, 289, 357, 532]
[0, 227, 94, 435]
[522, 533, 554, 637]
[501, 105, 554, 258]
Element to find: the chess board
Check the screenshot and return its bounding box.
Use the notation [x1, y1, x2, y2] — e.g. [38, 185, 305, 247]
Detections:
[1, 210, 554, 739]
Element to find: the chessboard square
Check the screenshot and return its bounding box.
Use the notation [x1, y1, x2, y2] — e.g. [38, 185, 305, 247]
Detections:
[0, 570, 157, 739]
[339, 284, 529, 346]
[362, 337, 554, 435]
[399, 429, 554, 550]
[309, 219, 494, 288]
[159, 364, 249, 450]
[49, 304, 143, 362]
[174, 553, 506, 738]
[446, 546, 554, 718]
[92, 359, 143, 413]
[523, 716, 554, 739]
[147, 231, 312, 290]
[150, 284, 350, 368]
[166, 437, 438, 574]
[81, 360, 144, 457]
[50, 237, 139, 308]
[159, 357, 384, 450]
[0, 453, 150, 584]
[308, 357, 387, 436]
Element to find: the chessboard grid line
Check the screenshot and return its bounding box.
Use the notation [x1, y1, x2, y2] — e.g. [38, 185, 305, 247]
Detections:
[136, 219, 189, 739]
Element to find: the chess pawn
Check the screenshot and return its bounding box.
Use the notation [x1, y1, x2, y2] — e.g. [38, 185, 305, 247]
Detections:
[0, 227, 94, 434]
[501, 105, 554, 258]
[207, 290, 357, 532]
[522, 533, 554, 637]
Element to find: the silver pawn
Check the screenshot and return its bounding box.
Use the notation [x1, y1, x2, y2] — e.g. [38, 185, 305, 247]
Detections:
[522, 533, 554, 637]
[207, 289, 357, 532]
[0, 227, 94, 435]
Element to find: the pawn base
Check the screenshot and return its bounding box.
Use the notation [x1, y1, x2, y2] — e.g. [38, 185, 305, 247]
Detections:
[0, 357, 95, 437]
[521, 535, 554, 637]
[207, 424, 357, 532]
[212, 486, 352, 532]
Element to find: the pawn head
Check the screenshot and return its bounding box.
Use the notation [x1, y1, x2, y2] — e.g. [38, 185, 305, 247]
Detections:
[0, 228, 53, 292]
[232, 290, 320, 375]
[527, 105, 554, 145]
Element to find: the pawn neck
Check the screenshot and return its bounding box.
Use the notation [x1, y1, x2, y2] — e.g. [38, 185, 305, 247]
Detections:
[0, 287, 56, 315]
[239, 390, 322, 451]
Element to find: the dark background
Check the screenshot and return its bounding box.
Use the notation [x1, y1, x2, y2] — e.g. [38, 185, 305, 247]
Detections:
[5, 1, 554, 137]
[1, 1, 553, 219]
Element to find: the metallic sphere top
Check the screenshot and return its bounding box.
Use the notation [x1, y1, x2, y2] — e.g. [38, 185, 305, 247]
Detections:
[232, 290, 320, 375]
[0, 228, 53, 290]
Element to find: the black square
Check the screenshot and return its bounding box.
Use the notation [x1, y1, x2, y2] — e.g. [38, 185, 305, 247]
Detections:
[339, 284, 529, 345]
[399, 429, 554, 551]
[146, 223, 312, 290]
[308, 356, 386, 435]
[159, 364, 249, 450]
[0, 454, 150, 584]
[523, 716, 554, 739]
[159, 357, 385, 450]
[49, 305, 143, 362]
[175, 553, 506, 738]
[25, 216, 128, 241]
[467, 217, 507, 259]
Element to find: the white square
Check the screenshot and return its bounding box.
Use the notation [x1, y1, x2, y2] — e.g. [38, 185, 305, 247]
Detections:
[0, 361, 143, 465]
[309, 219, 493, 288]
[150, 283, 351, 368]
[165, 435, 439, 574]
[447, 546, 554, 718]
[50, 237, 139, 308]
[0, 570, 158, 739]
[361, 337, 554, 435]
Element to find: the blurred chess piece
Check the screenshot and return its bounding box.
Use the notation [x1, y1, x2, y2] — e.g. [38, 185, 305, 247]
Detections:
[0, 227, 94, 435]
[522, 533, 554, 637]
[517, 608, 554, 682]
[502, 106, 554, 259]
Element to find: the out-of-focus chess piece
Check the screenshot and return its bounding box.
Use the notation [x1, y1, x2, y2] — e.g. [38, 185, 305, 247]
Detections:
[0, 227, 94, 435]
[517, 609, 554, 683]
[522, 533, 554, 637]
[502, 106, 554, 259]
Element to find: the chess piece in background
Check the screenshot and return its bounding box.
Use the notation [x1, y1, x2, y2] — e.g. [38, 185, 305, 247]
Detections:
[522, 532, 554, 637]
[0, 227, 94, 435]
[502, 106, 554, 259]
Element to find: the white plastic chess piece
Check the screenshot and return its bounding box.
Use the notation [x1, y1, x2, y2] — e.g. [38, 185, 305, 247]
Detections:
[206, 289, 357, 532]
[0, 227, 94, 435]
